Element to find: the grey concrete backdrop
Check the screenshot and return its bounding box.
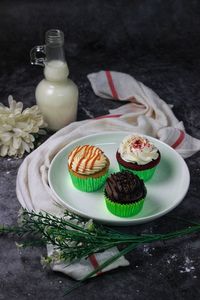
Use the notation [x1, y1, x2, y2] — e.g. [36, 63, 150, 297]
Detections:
[0, 1, 200, 299]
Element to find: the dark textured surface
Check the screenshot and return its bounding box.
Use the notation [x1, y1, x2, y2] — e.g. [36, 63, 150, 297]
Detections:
[0, 1, 200, 299]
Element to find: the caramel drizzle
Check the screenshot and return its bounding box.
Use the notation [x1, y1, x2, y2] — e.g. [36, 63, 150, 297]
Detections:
[75, 145, 93, 172]
[68, 146, 82, 168]
[83, 146, 96, 169]
[89, 149, 101, 169]
[69, 145, 103, 172]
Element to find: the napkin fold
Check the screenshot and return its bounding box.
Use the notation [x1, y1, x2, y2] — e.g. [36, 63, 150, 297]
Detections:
[47, 245, 129, 280]
[16, 71, 200, 280]
[88, 71, 200, 158]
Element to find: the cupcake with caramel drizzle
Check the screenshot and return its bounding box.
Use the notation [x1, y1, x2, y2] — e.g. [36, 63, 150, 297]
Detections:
[68, 145, 110, 192]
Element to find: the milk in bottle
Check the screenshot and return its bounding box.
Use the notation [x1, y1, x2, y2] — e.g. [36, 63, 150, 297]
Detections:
[30, 29, 78, 131]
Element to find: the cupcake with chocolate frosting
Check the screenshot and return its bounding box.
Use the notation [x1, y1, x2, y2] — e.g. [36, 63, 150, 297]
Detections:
[116, 135, 161, 181]
[68, 145, 110, 192]
[104, 171, 147, 217]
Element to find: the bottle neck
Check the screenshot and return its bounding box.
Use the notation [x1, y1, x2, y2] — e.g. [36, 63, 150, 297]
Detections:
[46, 43, 66, 63]
[44, 60, 69, 82]
[44, 29, 69, 82]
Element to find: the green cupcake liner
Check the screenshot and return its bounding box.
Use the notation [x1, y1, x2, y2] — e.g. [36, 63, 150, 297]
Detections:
[105, 196, 144, 218]
[118, 163, 157, 182]
[69, 170, 109, 192]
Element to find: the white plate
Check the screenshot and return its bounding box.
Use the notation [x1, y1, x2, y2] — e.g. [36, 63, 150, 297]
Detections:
[48, 131, 190, 225]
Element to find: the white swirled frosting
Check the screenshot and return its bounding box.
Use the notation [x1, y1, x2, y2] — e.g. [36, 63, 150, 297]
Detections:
[68, 145, 108, 175]
[118, 135, 159, 165]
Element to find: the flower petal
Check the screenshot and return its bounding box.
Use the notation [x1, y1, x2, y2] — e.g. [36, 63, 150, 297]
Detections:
[0, 145, 9, 156]
[12, 136, 22, 149]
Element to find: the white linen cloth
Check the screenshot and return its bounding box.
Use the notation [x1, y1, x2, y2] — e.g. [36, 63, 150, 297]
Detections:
[16, 71, 200, 280]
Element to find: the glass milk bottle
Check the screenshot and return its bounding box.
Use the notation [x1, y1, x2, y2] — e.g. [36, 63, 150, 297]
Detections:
[30, 29, 78, 131]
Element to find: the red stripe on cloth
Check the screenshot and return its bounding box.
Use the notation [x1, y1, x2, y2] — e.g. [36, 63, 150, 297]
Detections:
[171, 130, 185, 149]
[88, 254, 103, 276]
[95, 114, 122, 119]
[105, 70, 119, 99]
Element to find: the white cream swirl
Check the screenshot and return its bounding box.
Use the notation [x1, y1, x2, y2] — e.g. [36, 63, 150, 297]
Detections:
[119, 135, 159, 165]
[68, 145, 108, 175]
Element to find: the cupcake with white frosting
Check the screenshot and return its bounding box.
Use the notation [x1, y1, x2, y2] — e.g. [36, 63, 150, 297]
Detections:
[116, 135, 161, 181]
[68, 145, 110, 192]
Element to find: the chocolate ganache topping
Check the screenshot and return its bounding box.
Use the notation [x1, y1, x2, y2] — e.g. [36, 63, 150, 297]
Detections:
[105, 171, 147, 204]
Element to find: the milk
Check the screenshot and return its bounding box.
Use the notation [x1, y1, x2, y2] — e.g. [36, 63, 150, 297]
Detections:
[35, 60, 78, 131]
[44, 60, 69, 81]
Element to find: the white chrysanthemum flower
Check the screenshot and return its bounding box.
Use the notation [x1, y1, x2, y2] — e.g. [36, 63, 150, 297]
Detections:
[0, 95, 47, 158]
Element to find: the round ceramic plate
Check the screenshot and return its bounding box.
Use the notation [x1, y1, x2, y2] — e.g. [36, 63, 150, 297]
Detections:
[48, 131, 190, 225]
